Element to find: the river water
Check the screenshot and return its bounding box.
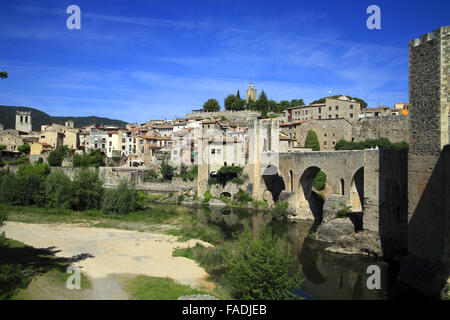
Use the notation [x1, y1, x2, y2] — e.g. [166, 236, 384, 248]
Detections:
[185, 205, 401, 300]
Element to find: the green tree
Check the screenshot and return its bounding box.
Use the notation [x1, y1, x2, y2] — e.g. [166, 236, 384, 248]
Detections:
[15, 163, 50, 205]
[159, 153, 175, 181]
[102, 179, 143, 214]
[224, 94, 236, 111]
[236, 90, 241, 99]
[313, 170, 327, 191]
[0, 71, 7, 79]
[0, 171, 20, 205]
[71, 168, 103, 210]
[44, 169, 73, 209]
[73, 149, 105, 168]
[289, 99, 305, 107]
[0, 145, 6, 151]
[47, 145, 70, 167]
[305, 130, 320, 151]
[231, 98, 245, 111]
[216, 165, 243, 186]
[203, 99, 220, 112]
[226, 226, 302, 300]
[256, 90, 269, 113]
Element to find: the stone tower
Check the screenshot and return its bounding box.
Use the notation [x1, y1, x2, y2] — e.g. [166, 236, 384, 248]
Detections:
[246, 82, 257, 103]
[15, 110, 32, 132]
[399, 26, 449, 296]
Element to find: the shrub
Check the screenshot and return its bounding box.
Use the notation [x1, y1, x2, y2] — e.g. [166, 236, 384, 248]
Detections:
[102, 179, 142, 214]
[225, 227, 302, 300]
[159, 162, 175, 181]
[144, 169, 158, 182]
[336, 205, 351, 218]
[231, 177, 244, 185]
[71, 168, 103, 211]
[0, 171, 20, 205]
[207, 178, 218, 185]
[203, 189, 212, 202]
[0, 264, 28, 300]
[17, 144, 30, 154]
[236, 189, 252, 203]
[313, 170, 327, 191]
[44, 169, 73, 209]
[305, 130, 320, 151]
[270, 201, 289, 219]
[335, 138, 410, 150]
[216, 166, 243, 186]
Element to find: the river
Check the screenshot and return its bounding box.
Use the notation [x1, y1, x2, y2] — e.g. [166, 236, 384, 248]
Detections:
[184, 205, 402, 300]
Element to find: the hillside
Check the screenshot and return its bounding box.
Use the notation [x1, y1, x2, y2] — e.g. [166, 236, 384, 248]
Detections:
[0, 105, 128, 131]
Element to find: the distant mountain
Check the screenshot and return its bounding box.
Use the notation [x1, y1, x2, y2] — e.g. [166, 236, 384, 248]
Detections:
[0, 105, 128, 131]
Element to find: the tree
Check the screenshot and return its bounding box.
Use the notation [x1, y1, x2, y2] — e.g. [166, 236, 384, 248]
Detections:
[257, 90, 269, 113]
[224, 94, 236, 111]
[226, 226, 303, 300]
[289, 99, 305, 107]
[44, 169, 73, 209]
[203, 99, 220, 112]
[0, 145, 6, 151]
[71, 168, 103, 210]
[231, 98, 245, 111]
[216, 165, 243, 186]
[313, 170, 327, 191]
[73, 149, 105, 168]
[15, 163, 50, 205]
[159, 153, 175, 181]
[0, 71, 7, 79]
[48, 145, 70, 167]
[236, 90, 241, 100]
[305, 130, 320, 151]
[102, 179, 143, 214]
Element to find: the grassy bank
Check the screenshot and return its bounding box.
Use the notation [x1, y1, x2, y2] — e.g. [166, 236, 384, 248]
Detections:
[120, 275, 215, 300]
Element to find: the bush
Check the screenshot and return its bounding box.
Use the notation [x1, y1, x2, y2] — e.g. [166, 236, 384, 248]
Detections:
[207, 178, 218, 185]
[71, 168, 103, 211]
[270, 201, 289, 219]
[102, 180, 142, 214]
[0, 264, 28, 299]
[335, 138, 409, 150]
[159, 162, 175, 181]
[336, 205, 351, 218]
[44, 169, 73, 210]
[203, 189, 212, 202]
[0, 171, 20, 205]
[305, 130, 320, 151]
[231, 177, 244, 185]
[47, 145, 70, 167]
[216, 166, 243, 186]
[225, 227, 302, 300]
[178, 165, 198, 181]
[236, 189, 252, 203]
[144, 169, 158, 182]
[17, 144, 30, 154]
[313, 170, 327, 191]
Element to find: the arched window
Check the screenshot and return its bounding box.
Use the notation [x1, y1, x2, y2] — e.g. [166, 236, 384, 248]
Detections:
[289, 170, 293, 192]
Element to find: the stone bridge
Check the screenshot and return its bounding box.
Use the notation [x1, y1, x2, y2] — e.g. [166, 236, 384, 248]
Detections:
[250, 148, 407, 234]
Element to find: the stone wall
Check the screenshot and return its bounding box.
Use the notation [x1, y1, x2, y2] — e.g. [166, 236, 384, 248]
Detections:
[352, 115, 410, 143]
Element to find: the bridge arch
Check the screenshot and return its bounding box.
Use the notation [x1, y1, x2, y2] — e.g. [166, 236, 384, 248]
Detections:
[297, 166, 327, 220]
[348, 167, 364, 212]
[262, 165, 286, 202]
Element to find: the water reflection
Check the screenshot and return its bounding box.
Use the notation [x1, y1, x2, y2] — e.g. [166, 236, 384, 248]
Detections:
[187, 205, 393, 300]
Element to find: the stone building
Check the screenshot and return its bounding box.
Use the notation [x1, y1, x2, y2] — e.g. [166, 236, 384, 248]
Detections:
[0, 129, 25, 152]
[15, 110, 32, 132]
[296, 118, 354, 150]
[39, 131, 64, 149]
[40, 123, 79, 150]
[283, 95, 361, 123]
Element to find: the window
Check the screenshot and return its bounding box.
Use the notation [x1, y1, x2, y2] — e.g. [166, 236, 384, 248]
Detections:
[350, 113, 354, 118]
[122, 138, 126, 143]
[318, 107, 321, 113]
[328, 115, 332, 119]
[350, 104, 354, 109]
[335, 106, 339, 110]
[318, 115, 322, 119]
[324, 141, 327, 145]
[217, 149, 221, 155]
[332, 141, 336, 145]
[324, 133, 327, 137]
[109, 141, 112, 146]
[122, 146, 125, 150]
[211, 149, 215, 154]
[328, 106, 332, 111]
[335, 114, 339, 118]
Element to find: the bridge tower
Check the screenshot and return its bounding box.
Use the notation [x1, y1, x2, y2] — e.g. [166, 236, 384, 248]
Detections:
[399, 26, 450, 296]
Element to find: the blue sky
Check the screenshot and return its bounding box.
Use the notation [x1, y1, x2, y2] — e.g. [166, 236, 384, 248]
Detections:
[0, 0, 449, 123]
